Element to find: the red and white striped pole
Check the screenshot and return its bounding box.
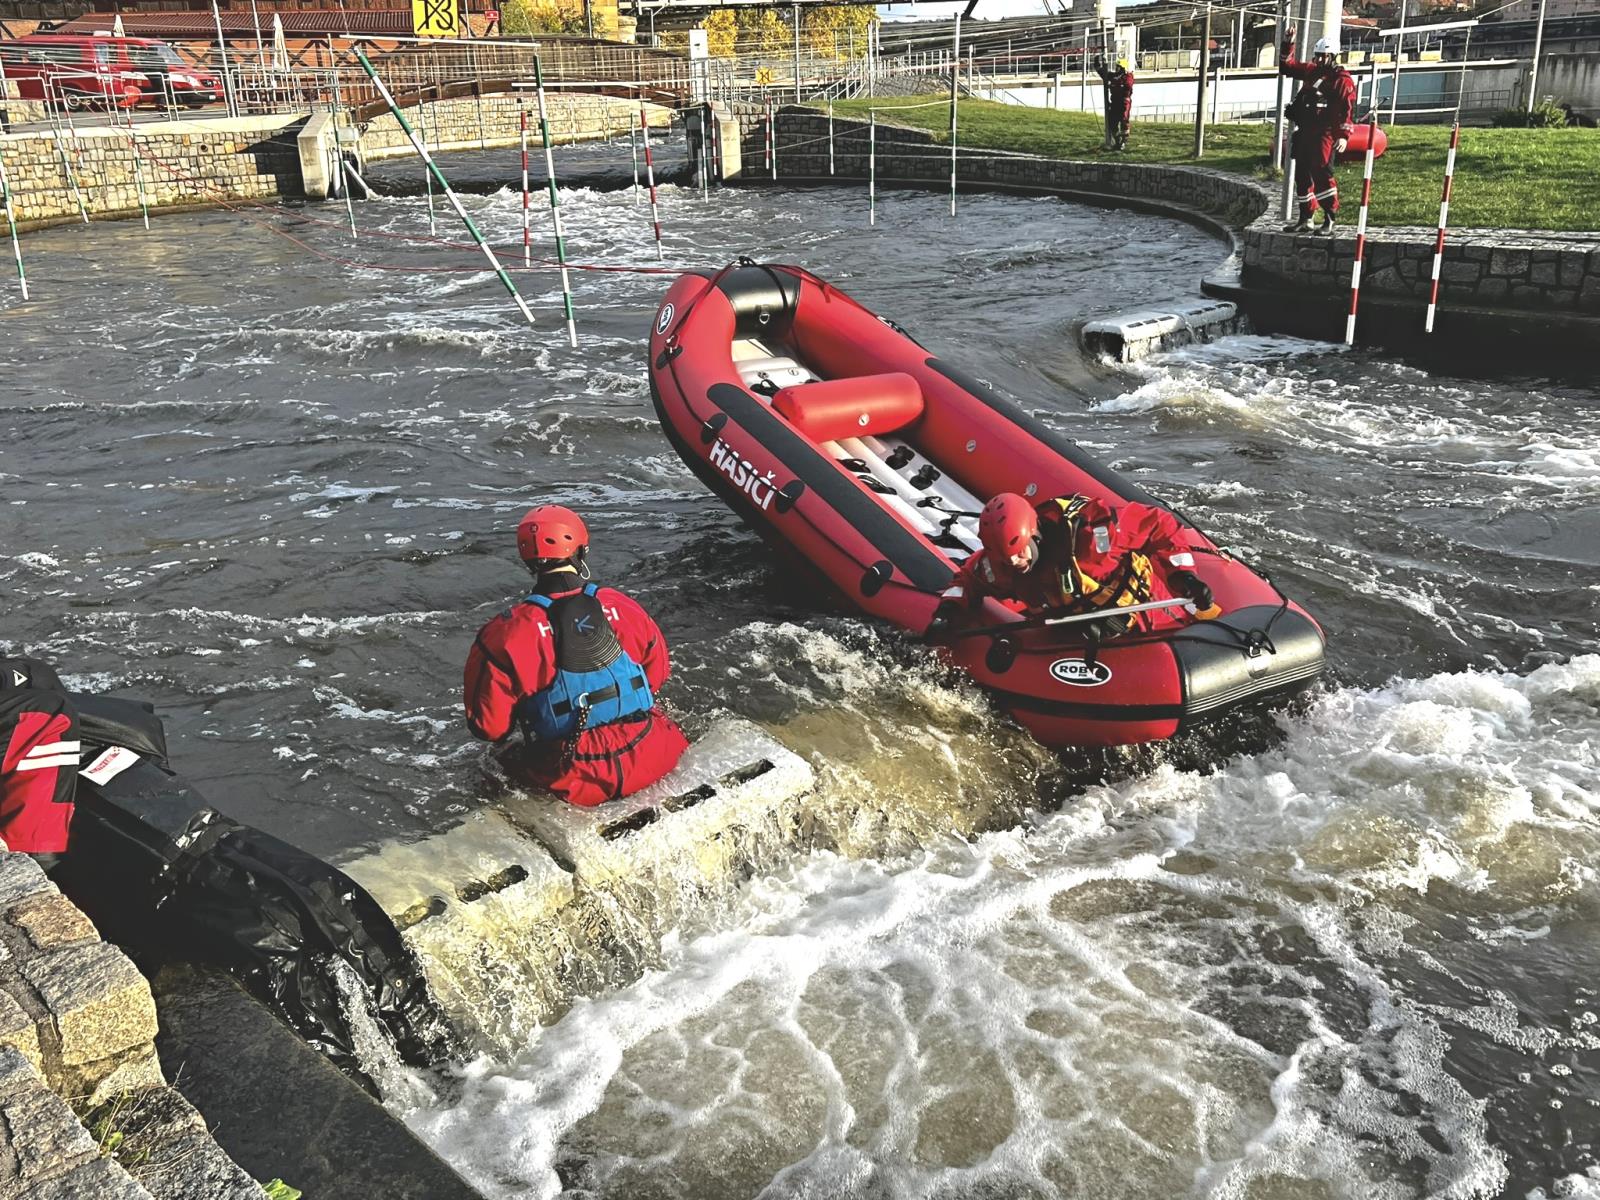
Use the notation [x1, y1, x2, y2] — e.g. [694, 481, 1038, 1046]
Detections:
[639, 101, 663, 261]
[1344, 115, 1379, 347]
[519, 103, 531, 268]
[1424, 123, 1460, 334]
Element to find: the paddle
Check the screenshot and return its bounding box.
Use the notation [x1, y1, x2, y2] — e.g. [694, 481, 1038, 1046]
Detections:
[927, 596, 1197, 642]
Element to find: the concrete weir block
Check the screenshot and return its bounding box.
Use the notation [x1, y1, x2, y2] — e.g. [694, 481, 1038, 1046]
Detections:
[1083, 299, 1245, 363]
[335, 809, 574, 1047]
[505, 720, 814, 891]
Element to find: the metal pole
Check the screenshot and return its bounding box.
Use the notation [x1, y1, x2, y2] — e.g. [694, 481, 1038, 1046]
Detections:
[251, 0, 266, 68]
[533, 59, 577, 348]
[520, 103, 531, 267]
[1282, 0, 1312, 221]
[352, 48, 535, 326]
[1424, 121, 1459, 334]
[53, 131, 88, 224]
[639, 100, 663, 260]
[0, 146, 28, 301]
[333, 69, 357, 237]
[794, 3, 802, 103]
[419, 96, 436, 235]
[868, 110, 876, 225]
[950, 12, 960, 217]
[1391, 0, 1407, 123]
[1345, 113, 1378, 346]
[630, 118, 641, 202]
[1526, 0, 1547, 112]
[1194, 5, 1211, 158]
[210, 0, 237, 118]
[1081, 26, 1089, 112]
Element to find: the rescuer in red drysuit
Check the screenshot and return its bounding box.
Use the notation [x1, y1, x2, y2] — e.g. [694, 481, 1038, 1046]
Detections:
[931, 493, 1220, 638]
[463, 506, 688, 807]
[1094, 55, 1135, 151]
[1280, 32, 1357, 234]
[1, 657, 78, 863]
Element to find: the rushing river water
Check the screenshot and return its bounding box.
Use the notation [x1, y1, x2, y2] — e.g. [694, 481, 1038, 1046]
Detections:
[3, 145, 1598, 1200]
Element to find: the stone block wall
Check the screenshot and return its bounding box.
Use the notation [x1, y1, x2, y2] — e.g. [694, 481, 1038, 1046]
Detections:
[359, 93, 673, 160]
[0, 116, 305, 231]
[748, 107, 1271, 235]
[0, 851, 267, 1200]
[754, 108, 1600, 323]
[1242, 224, 1600, 315]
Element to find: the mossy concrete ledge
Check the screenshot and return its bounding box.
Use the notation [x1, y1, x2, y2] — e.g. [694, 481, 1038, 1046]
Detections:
[744, 107, 1600, 363]
[0, 849, 267, 1200]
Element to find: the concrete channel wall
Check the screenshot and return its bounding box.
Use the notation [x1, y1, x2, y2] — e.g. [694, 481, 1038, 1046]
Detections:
[0, 94, 672, 232]
[741, 107, 1600, 345]
[0, 848, 267, 1200]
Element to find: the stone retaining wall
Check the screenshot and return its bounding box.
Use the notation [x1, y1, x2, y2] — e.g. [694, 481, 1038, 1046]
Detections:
[0, 850, 266, 1199]
[752, 108, 1600, 325]
[0, 116, 305, 231]
[360, 94, 672, 161]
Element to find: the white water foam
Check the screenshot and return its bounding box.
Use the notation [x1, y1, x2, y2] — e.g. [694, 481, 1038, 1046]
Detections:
[400, 656, 1599, 1199]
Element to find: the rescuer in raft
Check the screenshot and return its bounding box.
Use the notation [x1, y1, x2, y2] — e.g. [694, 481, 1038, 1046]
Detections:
[1280, 31, 1357, 235]
[463, 506, 688, 807]
[1093, 55, 1135, 151]
[933, 493, 1220, 636]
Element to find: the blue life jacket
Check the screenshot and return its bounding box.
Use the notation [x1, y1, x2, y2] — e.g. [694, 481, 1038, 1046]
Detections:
[515, 584, 654, 742]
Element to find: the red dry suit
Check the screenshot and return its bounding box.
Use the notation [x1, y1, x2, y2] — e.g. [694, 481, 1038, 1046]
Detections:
[1, 658, 78, 855]
[464, 583, 688, 807]
[1095, 62, 1135, 146]
[942, 495, 1211, 633]
[1280, 42, 1357, 220]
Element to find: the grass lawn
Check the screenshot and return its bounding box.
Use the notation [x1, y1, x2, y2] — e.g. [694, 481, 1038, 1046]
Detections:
[830, 96, 1597, 232]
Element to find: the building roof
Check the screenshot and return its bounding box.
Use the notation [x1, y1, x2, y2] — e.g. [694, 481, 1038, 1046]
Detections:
[53, 8, 417, 37]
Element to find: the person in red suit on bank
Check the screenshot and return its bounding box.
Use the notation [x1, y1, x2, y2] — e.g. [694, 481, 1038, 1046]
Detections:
[1094, 55, 1135, 151]
[1, 657, 78, 866]
[1280, 31, 1357, 235]
[933, 493, 1220, 638]
[463, 506, 688, 807]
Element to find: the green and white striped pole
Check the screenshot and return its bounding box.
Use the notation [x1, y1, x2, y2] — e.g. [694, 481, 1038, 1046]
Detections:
[0, 146, 28, 301]
[532, 58, 577, 348]
[417, 94, 437, 236]
[353, 47, 534, 328]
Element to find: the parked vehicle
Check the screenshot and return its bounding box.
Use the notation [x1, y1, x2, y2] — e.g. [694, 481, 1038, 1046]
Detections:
[1, 35, 222, 111]
[0, 35, 146, 110]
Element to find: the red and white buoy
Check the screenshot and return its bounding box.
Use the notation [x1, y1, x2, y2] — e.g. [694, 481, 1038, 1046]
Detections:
[1425, 122, 1460, 334]
[1345, 114, 1379, 347]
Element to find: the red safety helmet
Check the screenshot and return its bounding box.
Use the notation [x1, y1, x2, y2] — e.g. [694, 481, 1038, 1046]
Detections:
[978, 493, 1039, 567]
[516, 505, 589, 564]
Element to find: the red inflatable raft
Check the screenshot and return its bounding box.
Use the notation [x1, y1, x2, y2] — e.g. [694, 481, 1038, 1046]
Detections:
[1337, 121, 1388, 163]
[648, 263, 1325, 748]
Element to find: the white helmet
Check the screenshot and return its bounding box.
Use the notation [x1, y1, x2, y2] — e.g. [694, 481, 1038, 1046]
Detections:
[1313, 36, 1339, 55]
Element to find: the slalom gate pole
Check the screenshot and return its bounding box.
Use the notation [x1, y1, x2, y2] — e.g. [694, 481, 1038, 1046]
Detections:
[639, 100, 663, 260]
[768, 96, 777, 181]
[949, 12, 960, 217]
[868, 110, 876, 226]
[630, 118, 641, 202]
[0, 147, 28, 301]
[53, 131, 88, 224]
[1424, 122, 1459, 335]
[701, 110, 711, 200]
[1345, 114, 1378, 347]
[520, 102, 531, 267]
[533, 58, 577, 348]
[418, 98, 437, 235]
[828, 99, 835, 175]
[352, 47, 535, 327]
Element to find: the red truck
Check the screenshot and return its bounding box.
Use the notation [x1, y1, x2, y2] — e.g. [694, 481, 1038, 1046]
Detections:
[2, 35, 222, 110]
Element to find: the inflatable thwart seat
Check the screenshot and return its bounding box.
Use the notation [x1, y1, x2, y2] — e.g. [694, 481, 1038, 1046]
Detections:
[649, 262, 1327, 748]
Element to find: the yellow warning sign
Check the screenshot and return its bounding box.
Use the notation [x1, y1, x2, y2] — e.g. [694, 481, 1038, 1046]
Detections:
[412, 0, 459, 38]
[754, 67, 773, 85]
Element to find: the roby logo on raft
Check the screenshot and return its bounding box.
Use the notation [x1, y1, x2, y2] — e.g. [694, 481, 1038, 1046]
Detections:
[1049, 658, 1113, 687]
[656, 304, 675, 335]
[708, 438, 779, 510]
